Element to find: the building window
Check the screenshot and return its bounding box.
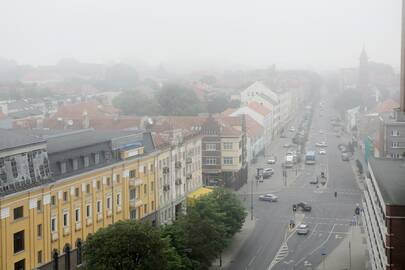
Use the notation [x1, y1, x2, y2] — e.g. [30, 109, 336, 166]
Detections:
[37, 224, 42, 238]
[13, 206, 23, 220]
[97, 201, 102, 213]
[63, 191, 68, 202]
[63, 211, 69, 227]
[14, 259, 25, 270]
[391, 142, 400, 148]
[84, 156, 90, 168]
[106, 197, 111, 209]
[106, 177, 111, 186]
[86, 205, 91, 217]
[205, 158, 217, 165]
[51, 217, 57, 232]
[60, 162, 66, 174]
[129, 170, 136, 178]
[13, 230, 24, 253]
[75, 187, 80, 197]
[223, 142, 233, 150]
[144, 204, 147, 214]
[11, 158, 18, 178]
[86, 184, 90, 193]
[144, 184, 147, 194]
[391, 129, 400, 136]
[117, 193, 121, 206]
[144, 166, 147, 174]
[150, 164, 154, 172]
[151, 201, 155, 211]
[37, 200, 42, 212]
[94, 152, 100, 164]
[130, 189, 136, 200]
[51, 195, 56, 207]
[73, 159, 78, 170]
[151, 182, 154, 192]
[205, 143, 216, 151]
[37, 250, 43, 264]
[97, 181, 101, 191]
[130, 209, 137, 220]
[75, 208, 80, 222]
[116, 175, 120, 183]
[223, 157, 233, 165]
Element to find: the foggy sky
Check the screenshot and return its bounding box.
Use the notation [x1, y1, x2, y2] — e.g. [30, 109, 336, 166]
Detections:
[0, 0, 402, 71]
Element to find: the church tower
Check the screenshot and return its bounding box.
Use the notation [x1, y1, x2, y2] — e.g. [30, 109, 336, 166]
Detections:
[357, 47, 372, 110]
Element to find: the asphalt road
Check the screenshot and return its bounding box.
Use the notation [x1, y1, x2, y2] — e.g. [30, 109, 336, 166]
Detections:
[229, 96, 363, 270]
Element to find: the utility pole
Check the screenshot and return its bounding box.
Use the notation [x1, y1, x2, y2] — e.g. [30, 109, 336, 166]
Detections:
[250, 175, 254, 220]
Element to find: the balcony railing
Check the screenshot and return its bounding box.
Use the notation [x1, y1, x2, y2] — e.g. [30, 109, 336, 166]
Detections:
[129, 178, 143, 187]
[130, 198, 143, 208]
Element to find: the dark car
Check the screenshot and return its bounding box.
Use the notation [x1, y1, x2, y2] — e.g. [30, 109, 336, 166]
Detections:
[293, 202, 312, 212]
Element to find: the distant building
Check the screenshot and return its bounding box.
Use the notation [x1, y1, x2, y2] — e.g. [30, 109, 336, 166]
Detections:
[362, 158, 405, 270]
[378, 108, 405, 159]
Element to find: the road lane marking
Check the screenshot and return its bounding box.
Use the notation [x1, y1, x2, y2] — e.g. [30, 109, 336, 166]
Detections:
[248, 255, 257, 266]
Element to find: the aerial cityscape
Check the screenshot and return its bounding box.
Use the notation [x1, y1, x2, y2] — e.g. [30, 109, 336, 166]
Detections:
[0, 1, 404, 270]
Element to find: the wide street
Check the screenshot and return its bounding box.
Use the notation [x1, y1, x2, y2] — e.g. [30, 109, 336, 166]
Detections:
[228, 95, 364, 270]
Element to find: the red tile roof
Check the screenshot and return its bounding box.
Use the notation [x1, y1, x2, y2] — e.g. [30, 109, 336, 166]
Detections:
[247, 101, 271, 116]
[374, 99, 399, 114]
[245, 115, 263, 138]
[52, 101, 119, 120]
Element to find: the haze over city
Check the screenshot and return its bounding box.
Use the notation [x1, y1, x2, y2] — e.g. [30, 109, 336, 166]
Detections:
[0, 0, 402, 70]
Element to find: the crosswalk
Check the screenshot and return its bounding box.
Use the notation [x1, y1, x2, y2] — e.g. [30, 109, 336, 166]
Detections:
[268, 243, 289, 269]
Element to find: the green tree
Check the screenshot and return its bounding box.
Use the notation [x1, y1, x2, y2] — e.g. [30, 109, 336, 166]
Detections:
[113, 90, 158, 115]
[156, 83, 203, 116]
[84, 220, 179, 270]
[206, 94, 229, 114]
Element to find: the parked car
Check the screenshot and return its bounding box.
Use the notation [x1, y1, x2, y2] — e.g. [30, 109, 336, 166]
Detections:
[293, 202, 312, 212]
[309, 177, 318, 184]
[267, 156, 277, 164]
[289, 127, 295, 132]
[259, 194, 278, 202]
[297, 224, 309, 235]
[319, 149, 326, 155]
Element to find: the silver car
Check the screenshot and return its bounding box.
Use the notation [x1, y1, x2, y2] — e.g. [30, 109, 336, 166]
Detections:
[258, 194, 278, 202]
[297, 224, 309, 235]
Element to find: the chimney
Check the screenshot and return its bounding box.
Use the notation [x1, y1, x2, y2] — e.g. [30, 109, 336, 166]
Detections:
[401, 0, 405, 112]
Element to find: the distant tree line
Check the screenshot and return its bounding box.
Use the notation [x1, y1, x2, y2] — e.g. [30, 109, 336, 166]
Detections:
[112, 82, 234, 116]
[83, 188, 246, 270]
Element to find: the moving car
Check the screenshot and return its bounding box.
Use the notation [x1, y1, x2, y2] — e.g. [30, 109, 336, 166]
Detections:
[289, 127, 295, 132]
[259, 194, 278, 202]
[262, 168, 274, 178]
[316, 141, 327, 147]
[297, 224, 309, 235]
[293, 202, 312, 212]
[319, 149, 326, 155]
[341, 153, 350, 161]
[283, 143, 292, 148]
[319, 129, 324, 134]
[267, 156, 277, 164]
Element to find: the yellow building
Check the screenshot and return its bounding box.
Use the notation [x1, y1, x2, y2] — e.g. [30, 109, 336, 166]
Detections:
[0, 129, 158, 270]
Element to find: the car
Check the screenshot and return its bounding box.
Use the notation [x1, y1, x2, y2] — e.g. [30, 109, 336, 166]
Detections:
[262, 168, 274, 178]
[289, 127, 295, 132]
[297, 224, 309, 235]
[283, 143, 292, 148]
[319, 149, 326, 155]
[280, 133, 287, 138]
[341, 153, 350, 161]
[267, 156, 277, 164]
[316, 141, 327, 147]
[319, 129, 324, 134]
[293, 202, 312, 212]
[259, 194, 278, 202]
[309, 177, 319, 184]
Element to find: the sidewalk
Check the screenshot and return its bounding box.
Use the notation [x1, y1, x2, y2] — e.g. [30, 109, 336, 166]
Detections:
[316, 226, 367, 270]
[210, 216, 257, 269]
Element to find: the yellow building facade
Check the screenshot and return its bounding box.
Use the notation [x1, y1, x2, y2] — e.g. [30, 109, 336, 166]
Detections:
[0, 131, 158, 270]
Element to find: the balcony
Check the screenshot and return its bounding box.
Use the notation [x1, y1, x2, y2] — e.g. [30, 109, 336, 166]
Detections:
[129, 198, 143, 208]
[129, 178, 143, 187]
[163, 167, 170, 174]
[63, 226, 70, 236]
[97, 213, 103, 222]
[51, 232, 59, 242]
[107, 209, 112, 217]
[175, 161, 182, 169]
[117, 206, 122, 213]
[175, 178, 182, 185]
[75, 222, 82, 231]
[186, 174, 192, 180]
[186, 157, 192, 164]
[86, 218, 93, 226]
